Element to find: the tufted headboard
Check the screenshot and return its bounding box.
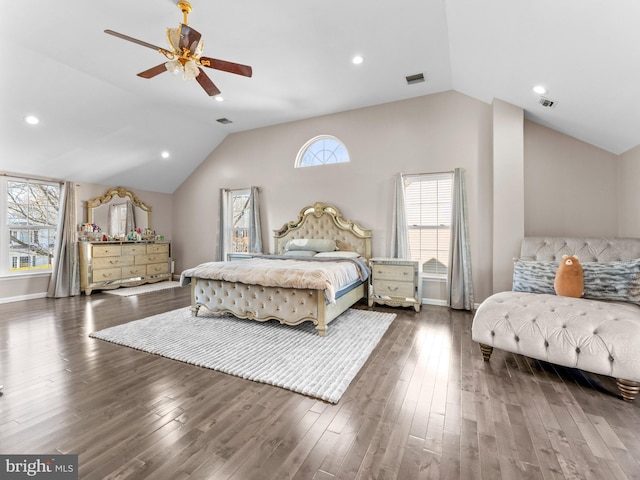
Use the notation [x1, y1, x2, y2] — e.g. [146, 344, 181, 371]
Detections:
[273, 202, 372, 258]
[521, 236, 640, 262]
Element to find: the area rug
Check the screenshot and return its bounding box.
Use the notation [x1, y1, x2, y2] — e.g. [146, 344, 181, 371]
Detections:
[90, 307, 395, 403]
[102, 281, 181, 297]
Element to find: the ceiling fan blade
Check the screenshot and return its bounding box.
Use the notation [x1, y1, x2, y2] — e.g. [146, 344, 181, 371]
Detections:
[200, 57, 253, 77]
[104, 29, 165, 52]
[179, 24, 202, 53]
[137, 64, 168, 79]
[196, 68, 221, 96]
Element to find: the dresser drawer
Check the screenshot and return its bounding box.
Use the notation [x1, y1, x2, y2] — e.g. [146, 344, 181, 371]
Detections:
[373, 279, 415, 298]
[121, 265, 146, 279]
[136, 253, 169, 265]
[147, 263, 169, 275]
[93, 267, 121, 282]
[371, 264, 415, 282]
[92, 245, 122, 257]
[93, 255, 134, 269]
[122, 244, 147, 256]
[147, 243, 169, 254]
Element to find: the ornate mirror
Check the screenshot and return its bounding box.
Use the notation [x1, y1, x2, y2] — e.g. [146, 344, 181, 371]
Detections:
[87, 187, 151, 237]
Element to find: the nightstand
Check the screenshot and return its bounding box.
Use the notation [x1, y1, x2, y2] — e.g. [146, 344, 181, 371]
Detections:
[368, 257, 421, 312]
[226, 253, 255, 261]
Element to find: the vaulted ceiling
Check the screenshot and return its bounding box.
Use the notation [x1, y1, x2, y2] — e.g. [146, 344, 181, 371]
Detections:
[2, 1, 639, 193]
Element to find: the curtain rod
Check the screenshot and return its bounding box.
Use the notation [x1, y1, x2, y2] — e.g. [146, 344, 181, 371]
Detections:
[0, 171, 67, 185]
[402, 169, 456, 177]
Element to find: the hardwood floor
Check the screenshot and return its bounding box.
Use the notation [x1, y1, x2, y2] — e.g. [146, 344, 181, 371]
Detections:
[1, 288, 640, 479]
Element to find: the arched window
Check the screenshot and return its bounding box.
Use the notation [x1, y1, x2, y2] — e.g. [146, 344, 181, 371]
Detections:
[295, 135, 350, 168]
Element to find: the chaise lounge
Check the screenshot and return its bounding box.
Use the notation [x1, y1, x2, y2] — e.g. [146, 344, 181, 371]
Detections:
[472, 236, 640, 402]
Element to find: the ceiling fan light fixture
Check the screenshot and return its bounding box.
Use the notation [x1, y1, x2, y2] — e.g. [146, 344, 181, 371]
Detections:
[183, 60, 200, 80]
[166, 60, 182, 75]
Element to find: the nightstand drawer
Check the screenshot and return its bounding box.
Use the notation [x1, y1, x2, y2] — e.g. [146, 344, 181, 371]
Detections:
[371, 264, 415, 282]
[373, 279, 415, 298]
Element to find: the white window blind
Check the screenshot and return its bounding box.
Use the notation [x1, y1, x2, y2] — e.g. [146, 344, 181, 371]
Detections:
[404, 172, 453, 276]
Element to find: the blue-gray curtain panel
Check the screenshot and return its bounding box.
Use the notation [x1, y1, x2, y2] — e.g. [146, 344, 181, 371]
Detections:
[248, 186, 263, 254]
[390, 172, 410, 259]
[47, 181, 80, 298]
[447, 168, 474, 310]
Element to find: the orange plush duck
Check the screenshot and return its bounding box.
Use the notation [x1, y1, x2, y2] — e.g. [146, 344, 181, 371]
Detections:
[554, 255, 584, 298]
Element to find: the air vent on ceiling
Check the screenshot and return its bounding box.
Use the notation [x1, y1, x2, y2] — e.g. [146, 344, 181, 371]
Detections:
[406, 73, 425, 85]
[216, 118, 233, 124]
[539, 97, 557, 108]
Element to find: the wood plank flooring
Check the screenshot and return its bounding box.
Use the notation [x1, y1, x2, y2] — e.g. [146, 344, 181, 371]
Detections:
[1, 288, 640, 479]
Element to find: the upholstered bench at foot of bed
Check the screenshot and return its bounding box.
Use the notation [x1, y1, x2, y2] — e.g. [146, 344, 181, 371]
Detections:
[472, 291, 640, 402]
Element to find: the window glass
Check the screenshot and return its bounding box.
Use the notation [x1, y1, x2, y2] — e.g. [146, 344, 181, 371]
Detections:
[404, 173, 453, 276]
[230, 190, 250, 254]
[4, 178, 60, 275]
[295, 135, 349, 167]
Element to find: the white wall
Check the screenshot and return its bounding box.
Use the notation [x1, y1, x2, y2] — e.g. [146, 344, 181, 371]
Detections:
[524, 120, 619, 236]
[618, 144, 640, 237]
[173, 91, 496, 302]
[492, 99, 524, 294]
[3, 92, 634, 304]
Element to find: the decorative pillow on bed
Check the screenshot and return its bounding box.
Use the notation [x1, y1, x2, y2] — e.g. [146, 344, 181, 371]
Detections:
[282, 250, 318, 257]
[513, 258, 640, 304]
[314, 251, 361, 258]
[285, 238, 337, 252]
[512, 260, 557, 294]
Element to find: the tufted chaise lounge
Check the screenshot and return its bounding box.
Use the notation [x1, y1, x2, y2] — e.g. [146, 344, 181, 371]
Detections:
[472, 237, 640, 402]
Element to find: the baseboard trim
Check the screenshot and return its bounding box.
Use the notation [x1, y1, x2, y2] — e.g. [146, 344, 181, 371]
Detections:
[421, 298, 448, 307]
[0, 292, 47, 304]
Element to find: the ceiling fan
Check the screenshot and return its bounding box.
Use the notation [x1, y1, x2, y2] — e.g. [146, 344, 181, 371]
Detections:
[104, 1, 252, 97]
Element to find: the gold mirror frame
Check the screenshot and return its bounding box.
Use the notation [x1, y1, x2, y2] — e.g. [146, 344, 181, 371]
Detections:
[87, 187, 152, 233]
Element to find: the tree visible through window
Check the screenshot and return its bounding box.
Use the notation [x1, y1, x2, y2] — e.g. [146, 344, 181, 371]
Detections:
[5, 178, 60, 274]
[295, 135, 350, 167]
[404, 173, 453, 276]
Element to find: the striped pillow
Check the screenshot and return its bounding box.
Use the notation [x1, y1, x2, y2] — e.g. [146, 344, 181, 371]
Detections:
[512, 259, 640, 304]
[512, 260, 557, 294]
[583, 259, 640, 304]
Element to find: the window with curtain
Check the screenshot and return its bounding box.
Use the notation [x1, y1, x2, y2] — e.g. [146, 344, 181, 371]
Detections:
[404, 172, 453, 277]
[223, 188, 251, 256]
[2, 177, 60, 276]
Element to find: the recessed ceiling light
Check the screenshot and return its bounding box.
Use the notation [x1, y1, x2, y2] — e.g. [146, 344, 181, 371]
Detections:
[352, 55, 364, 65]
[533, 85, 547, 95]
[215, 96, 224, 102]
[161, 151, 170, 159]
[24, 115, 39, 125]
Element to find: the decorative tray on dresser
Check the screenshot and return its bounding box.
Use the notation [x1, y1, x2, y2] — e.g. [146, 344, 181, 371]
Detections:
[368, 257, 421, 312]
[78, 241, 171, 295]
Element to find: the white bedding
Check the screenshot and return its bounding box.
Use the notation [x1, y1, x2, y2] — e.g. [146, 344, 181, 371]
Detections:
[180, 256, 369, 303]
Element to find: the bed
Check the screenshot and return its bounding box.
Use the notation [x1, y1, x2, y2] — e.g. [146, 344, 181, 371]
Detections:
[180, 202, 372, 336]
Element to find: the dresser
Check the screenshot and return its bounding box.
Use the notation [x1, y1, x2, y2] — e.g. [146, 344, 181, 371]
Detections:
[368, 257, 421, 312]
[79, 241, 171, 295]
